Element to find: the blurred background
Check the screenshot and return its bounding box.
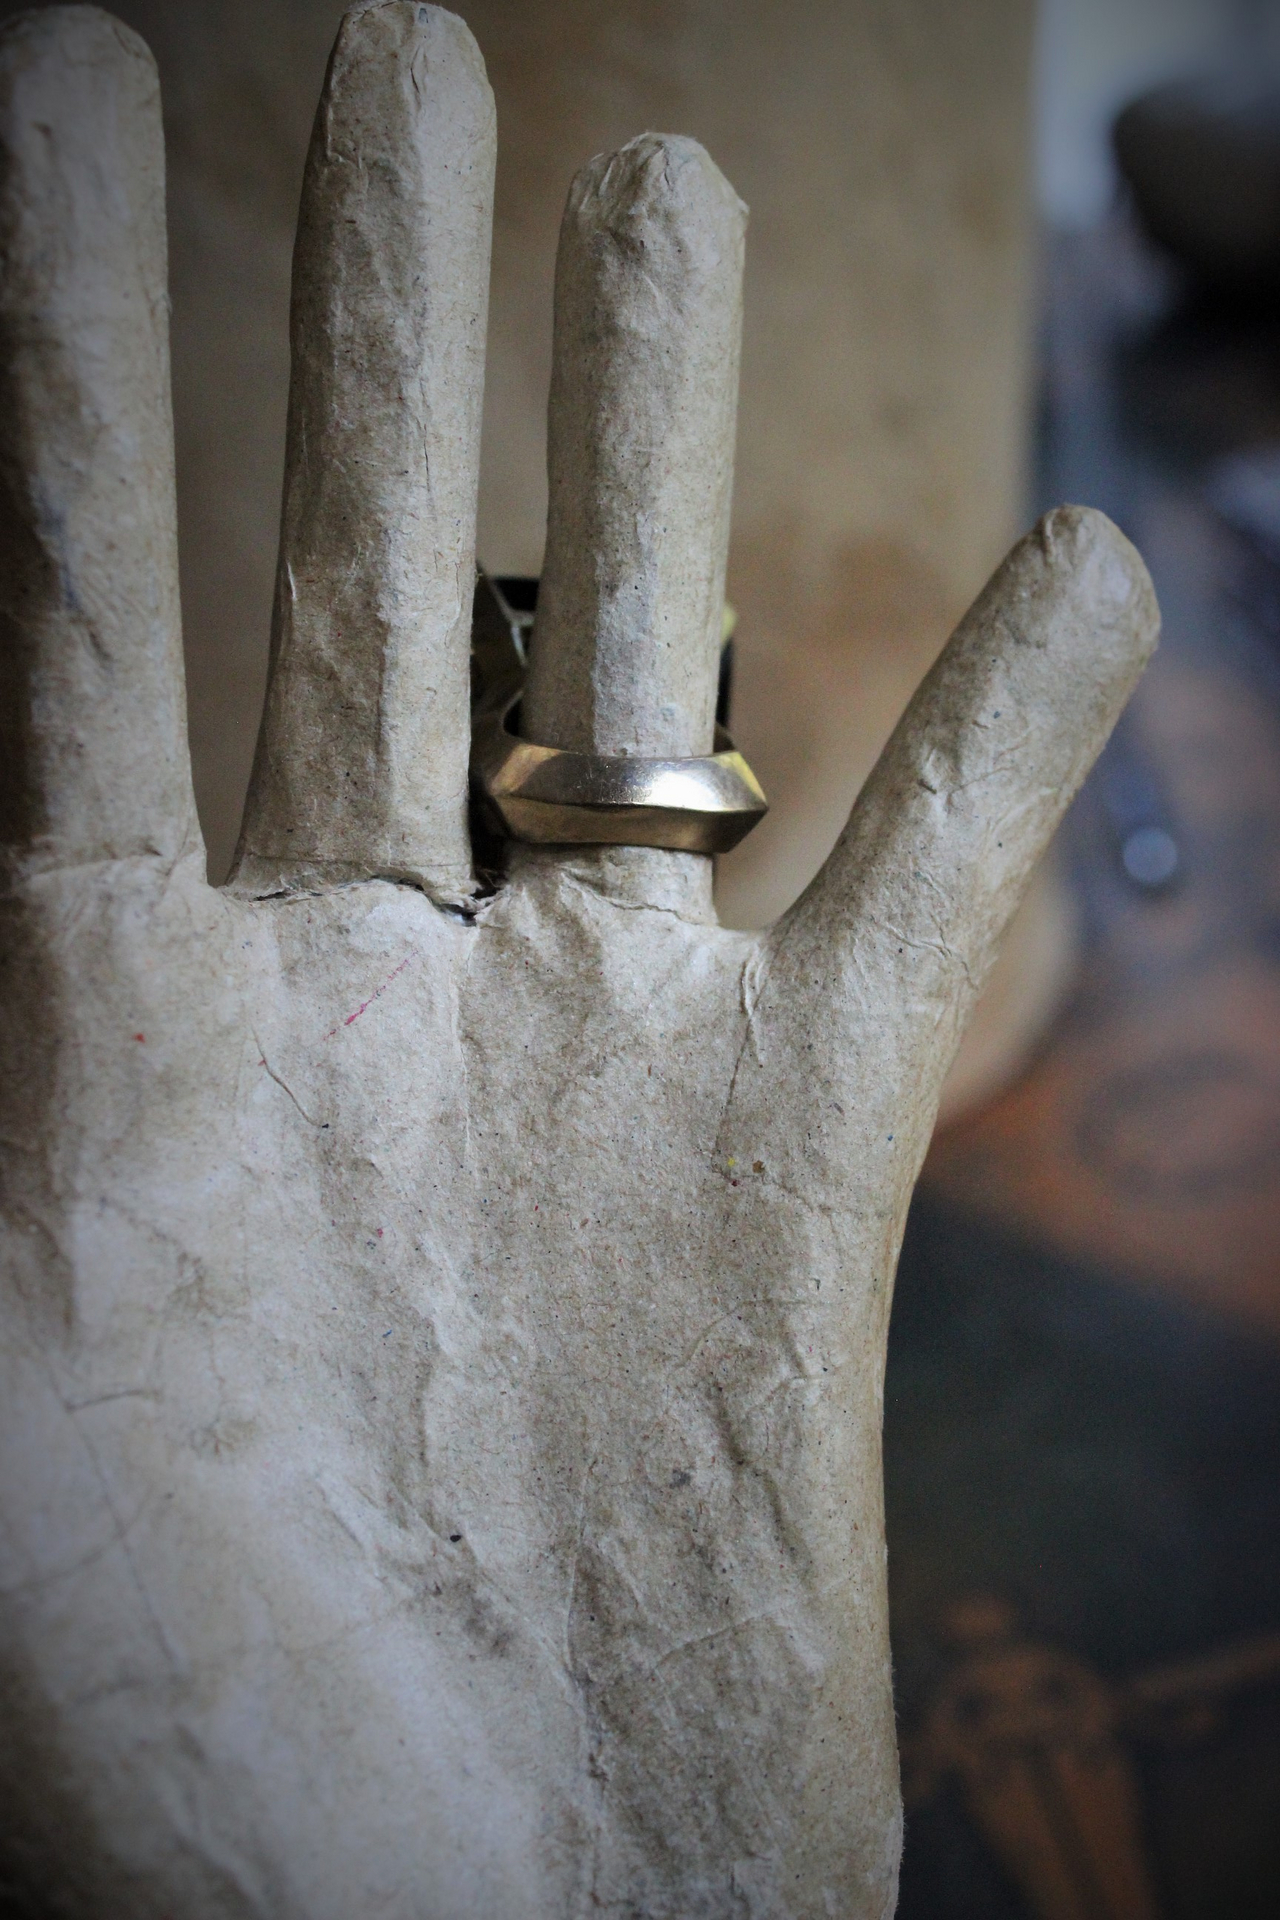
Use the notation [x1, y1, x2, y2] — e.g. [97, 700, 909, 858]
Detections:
[896, 2, 1280, 1913]
[5, 0, 1279, 1910]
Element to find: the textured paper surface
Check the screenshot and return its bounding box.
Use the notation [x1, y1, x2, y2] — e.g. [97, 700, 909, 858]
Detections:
[0, 7, 1158, 1916]
[231, 0, 495, 902]
[524, 134, 744, 760]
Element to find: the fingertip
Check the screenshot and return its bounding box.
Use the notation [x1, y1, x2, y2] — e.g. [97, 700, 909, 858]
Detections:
[324, 2, 496, 184]
[1032, 505, 1160, 667]
[334, 0, 493, 99]
[572, 130, 746, 233]
[0, 4, 155, 75]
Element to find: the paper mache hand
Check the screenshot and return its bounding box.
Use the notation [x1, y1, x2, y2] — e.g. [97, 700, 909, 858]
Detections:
[0, 6, 1157, 1917]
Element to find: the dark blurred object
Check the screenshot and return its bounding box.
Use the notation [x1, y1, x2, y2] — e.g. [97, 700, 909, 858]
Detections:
[890, 1203, 1280, 1920]
[1210, 446, 1280, 650]
[1211, 446, 1280, 561]
[1094, 710, 1182, 895]
[889, 208, 1280, 1916]
[1115, 72, 1280, 292]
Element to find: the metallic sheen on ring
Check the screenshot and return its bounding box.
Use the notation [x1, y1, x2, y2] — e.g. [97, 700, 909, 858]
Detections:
[470, 574, 768, 855]
[473, 705, 768, 853]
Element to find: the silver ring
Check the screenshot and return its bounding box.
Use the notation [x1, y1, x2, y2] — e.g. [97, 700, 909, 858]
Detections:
[470, 574, 768, 855]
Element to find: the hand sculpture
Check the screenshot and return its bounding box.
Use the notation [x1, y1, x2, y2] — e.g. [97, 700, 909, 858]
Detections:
[0, 6, 1158, 1917]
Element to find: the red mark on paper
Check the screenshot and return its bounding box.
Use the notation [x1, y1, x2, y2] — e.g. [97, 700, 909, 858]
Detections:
[323, 954, 416, 1040]
[134, 1033, 145, 1043]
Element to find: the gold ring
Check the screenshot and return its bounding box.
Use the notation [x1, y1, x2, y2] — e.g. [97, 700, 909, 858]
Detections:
[470, 574, 768, 855]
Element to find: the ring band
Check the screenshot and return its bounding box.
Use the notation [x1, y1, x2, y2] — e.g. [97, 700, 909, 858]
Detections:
[473, 705, 768, 853]
[470, 574, 768, 855]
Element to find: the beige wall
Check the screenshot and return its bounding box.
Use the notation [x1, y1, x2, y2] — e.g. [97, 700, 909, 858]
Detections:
[4, 0, 1035, 919]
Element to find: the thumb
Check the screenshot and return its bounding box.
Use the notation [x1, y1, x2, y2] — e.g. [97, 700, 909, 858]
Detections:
[765, 507, 1158, 1122]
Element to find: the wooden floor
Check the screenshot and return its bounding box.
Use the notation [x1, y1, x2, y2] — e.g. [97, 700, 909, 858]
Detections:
[886, 220, 1280, 1920]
